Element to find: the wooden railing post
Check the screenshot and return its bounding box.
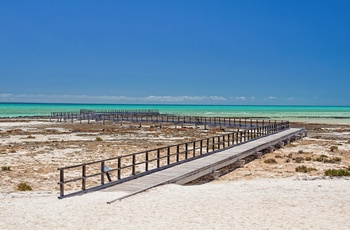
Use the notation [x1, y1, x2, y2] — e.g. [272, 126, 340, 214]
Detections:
[193, 142, 196, 157]
[132, 154, 136, 175]
[167, 147, 170, 165]
[101, 161, 105, 185]
[82, 165, 86, 191]
[145, 152, 149, 172]
[157, 149, 160, 168]
[212, 137, 215, 150]
[118, 158, 121, 179]
[206, 138, 209, 153]
[59, 169, 64, 198]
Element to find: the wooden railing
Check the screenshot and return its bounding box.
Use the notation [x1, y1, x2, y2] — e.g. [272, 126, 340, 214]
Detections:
[50, 109, 160, 122]
[57, 120, 289, 199]
[51, 109, 288, 129]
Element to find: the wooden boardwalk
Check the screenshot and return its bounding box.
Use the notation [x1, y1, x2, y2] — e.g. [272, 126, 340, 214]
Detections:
[103, 128, 306, 203]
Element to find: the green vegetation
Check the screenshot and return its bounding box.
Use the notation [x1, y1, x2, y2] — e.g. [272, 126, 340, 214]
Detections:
[314, 155, 341, 164]
[324, 157, 342, 164]
[1, 166, 11, 171]
[95, 137, 103, 142]
[295, 165, 317, 173]
[17, 182, 33, 191]
[264, 158, 277, 164]
[324, 169, 350, 177]
[333, 157, 342, 162]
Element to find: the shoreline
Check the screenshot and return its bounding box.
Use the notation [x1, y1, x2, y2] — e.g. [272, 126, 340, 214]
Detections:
[1, 115, 350, 126]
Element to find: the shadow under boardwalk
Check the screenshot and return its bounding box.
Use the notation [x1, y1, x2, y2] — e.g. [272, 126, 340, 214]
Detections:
[103, 128, 306, 202]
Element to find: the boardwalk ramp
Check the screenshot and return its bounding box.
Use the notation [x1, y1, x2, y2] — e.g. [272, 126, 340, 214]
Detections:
[103, 128, 306, 203]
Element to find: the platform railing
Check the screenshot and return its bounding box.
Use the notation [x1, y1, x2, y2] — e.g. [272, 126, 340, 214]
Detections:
[57, 120, 289, 199]
[51, 110, 289, 130]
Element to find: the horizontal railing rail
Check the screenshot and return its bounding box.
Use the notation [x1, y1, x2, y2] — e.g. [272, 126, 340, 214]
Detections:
[57, 120, 289, 199]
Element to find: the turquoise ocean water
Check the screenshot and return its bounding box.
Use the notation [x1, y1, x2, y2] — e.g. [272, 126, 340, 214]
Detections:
[1, 103, 350, 124]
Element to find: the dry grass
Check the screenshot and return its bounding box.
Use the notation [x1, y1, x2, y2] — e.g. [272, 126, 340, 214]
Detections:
[264, 158, 277, 164]
[1, 166, 11, 171]
[330, 146, 338, 152]
[295, 165, 317, 173]
[17, 182, 33, 191]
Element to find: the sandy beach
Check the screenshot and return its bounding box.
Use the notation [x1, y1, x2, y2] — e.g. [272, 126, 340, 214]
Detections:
[1, 119, 350, 229]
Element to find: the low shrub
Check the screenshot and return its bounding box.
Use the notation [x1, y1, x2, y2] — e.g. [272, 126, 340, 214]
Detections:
[1, 166, 11, 171]
[95, 137, 103, 142]
[295, 165, 317, 173]
[333, 157, 341, 162]
[324, 157, 342, 164]
[27, 135, 35, 139]
[17, 182, 33, 191]
[333, 157, 342, 162]
[315, 157, 326, 162]
[275, 155, 283, 159]
[294, 157, 304, 163]
[324, 169, 350, 177]
[295, 165, 307, 173]
[264, 158, 277, 164]
[330, 146, 338, 152]
[298, 150, 304, 154]
[305, 157, 312, 161]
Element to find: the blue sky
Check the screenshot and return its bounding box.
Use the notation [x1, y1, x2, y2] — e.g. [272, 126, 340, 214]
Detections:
[0, 1, 349, 105]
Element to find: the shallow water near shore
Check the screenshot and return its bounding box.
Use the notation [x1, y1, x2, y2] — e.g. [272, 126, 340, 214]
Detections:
[1, 103, 350, 124]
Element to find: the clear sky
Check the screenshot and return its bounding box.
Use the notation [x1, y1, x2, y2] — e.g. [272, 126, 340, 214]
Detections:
[0, 0, 349, 105]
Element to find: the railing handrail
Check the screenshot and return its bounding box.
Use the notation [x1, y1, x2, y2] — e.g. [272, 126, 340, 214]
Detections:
[57, 120, 289, 198]
[57, 120, 289, 170]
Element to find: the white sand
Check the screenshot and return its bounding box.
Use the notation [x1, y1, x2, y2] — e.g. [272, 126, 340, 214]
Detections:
[1, 178, 350, 230]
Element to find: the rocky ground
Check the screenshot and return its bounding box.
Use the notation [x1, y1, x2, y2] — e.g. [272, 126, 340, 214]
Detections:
[0, 119, 230, 192]
[1, 119, 349, 193]
[221, 122, 350, 180]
